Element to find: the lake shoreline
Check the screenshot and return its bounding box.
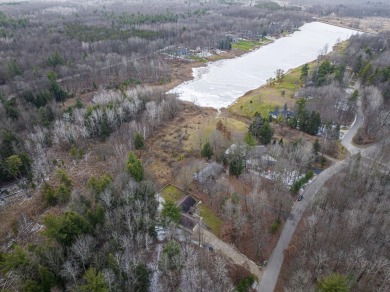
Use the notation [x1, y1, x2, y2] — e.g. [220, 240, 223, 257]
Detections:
[169, 22, 359, 110]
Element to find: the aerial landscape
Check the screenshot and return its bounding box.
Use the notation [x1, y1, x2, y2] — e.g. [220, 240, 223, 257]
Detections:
[0, 0, 389, 291]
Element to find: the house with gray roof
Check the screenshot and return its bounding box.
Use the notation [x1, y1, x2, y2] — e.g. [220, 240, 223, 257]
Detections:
[193, 161, 225, 183]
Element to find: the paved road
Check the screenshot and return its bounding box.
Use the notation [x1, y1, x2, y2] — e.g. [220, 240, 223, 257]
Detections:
[192, 225, 263, 280]
[258, 99, 365, 292]
[341, 98, 364, 154]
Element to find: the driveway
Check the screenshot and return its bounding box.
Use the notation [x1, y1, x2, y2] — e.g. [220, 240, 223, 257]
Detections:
[258, 98, 365, 292]
[341, 98, 364, 154]
[192, 225, 263, 280]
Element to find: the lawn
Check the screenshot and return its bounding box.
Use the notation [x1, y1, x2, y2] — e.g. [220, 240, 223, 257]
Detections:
[160, 184, 185, 203]
[160, 185, 222, 236]
[232, 39, 271, 51]
[228, 63, 315, 118]
[198, 203, 223, 237]
[190, 55, 208, 63]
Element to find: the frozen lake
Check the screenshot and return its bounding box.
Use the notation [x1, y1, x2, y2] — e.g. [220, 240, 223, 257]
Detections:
[169, 22, 359, 109]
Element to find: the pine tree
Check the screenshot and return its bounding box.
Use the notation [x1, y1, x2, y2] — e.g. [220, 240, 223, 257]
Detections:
[134, 132, 145, 150]
[258, 122, 274, 145]
[201, 141, 213, 160]
[301, 63, 309, 79]
[312, 139, 320, 156]
[316, 273, 349, 292]
[127, 152, 144, 181]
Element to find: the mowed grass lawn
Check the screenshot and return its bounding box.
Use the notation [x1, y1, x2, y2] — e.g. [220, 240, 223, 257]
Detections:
[198, 203, 223, 237]
[229, 63, 313, 118]
[232, 39, 272, 51]
[160, 184, 185, 203]
[160, 185, 222, 237]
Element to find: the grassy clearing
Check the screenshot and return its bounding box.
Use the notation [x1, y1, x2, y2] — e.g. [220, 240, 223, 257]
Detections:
[336, 141, 349, 160]
[160, 184, 185, 202]
[198, 203, 222, 237]
[229, 63, 314, 118]
[232, 40, 261, 51]
[190, 55, 208, 63]
[232, 39, 271, 51]
[184, 117, 248, 152]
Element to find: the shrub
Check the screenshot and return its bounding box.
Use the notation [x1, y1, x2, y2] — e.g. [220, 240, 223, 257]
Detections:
[87, 174, 112, 195]
[236, 275, 255, 292]
[290, 171, 314, 194]
[270, 219, 281, 234]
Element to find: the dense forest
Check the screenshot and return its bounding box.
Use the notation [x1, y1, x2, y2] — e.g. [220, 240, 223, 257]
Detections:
[0, 0, 309, 96]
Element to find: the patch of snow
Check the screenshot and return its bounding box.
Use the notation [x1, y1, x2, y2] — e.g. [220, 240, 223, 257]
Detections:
[31, 224, 44, 232]
[155, 225, 166, 242]
[148, 244, 163, 292]
[156, 193, 165, 212]
[259, 169, 317, 189]
[197, 51, 213, 58]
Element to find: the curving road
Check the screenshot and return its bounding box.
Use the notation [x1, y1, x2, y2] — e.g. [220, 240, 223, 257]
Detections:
[341, 98, 364, 154]
[258, 99, 365, 292]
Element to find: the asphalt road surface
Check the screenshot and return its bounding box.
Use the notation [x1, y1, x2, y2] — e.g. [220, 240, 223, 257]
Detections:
[258, 99, 365, 292]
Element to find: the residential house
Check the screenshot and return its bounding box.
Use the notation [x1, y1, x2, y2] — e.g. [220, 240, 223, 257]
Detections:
[176, 195, 197, 213]
[270, 108, 295, 119]
[193, 162, 225, 183]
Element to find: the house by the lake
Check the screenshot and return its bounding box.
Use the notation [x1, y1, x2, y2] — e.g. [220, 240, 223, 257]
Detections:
[270, 108, 295, 119]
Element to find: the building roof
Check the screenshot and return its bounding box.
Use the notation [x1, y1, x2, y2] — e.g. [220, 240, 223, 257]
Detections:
[270, 108, 295, 118]
[194, 162, 224, 183]
[247, 145, 268, 158]
[177, 195, 197, 213]
[225, 143, 246, 156]
[179, 213, 198, 230]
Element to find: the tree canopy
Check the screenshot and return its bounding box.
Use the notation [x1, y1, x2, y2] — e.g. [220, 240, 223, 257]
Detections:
[127, 152, 144, 181]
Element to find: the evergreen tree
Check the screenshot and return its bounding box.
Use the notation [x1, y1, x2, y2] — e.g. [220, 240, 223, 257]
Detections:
[134, 132, 145, 150]
[201, 141, 213, 160]
[244, 132, 257, 146]
[350, 89, 359, 101]
[161, 201, 181, 224]
[301, 63, 309, 79]
[258, 122, 274, 145]
[134, 263, 152, 292]
[316, 273, 349, 292]
[80, 268, 109, 292]
[249, 112, 263, 138]
[312, 139, 320, 156]
[47, 71, 69, 102]
[306, 111, 321, 135]
[315, 59, 334, 86]
[43, 212, 91, 246]
[127, 152, 144, 181]
[229, 156, 244, 177]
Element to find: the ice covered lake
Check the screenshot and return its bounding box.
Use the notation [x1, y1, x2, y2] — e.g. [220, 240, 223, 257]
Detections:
[169, 22, 359, 109]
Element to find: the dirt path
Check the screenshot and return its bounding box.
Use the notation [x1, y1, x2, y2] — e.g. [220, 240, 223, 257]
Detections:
[192, 225, 263, 280]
